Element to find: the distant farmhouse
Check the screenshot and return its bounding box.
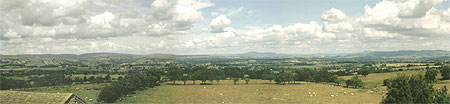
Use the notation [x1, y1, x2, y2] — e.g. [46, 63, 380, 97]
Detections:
[0, 91, 86, 104]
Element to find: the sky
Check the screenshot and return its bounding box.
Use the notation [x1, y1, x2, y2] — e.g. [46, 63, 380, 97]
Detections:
[0, 0, 449, 55]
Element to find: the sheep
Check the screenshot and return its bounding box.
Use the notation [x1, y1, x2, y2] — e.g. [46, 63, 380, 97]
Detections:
[308, 92, 311, 94]
[331, 95, 335, 97]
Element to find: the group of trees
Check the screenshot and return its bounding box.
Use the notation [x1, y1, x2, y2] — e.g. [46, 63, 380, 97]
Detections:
[165, 66, 365, 88]
[97, 69, 163, 103]
[166, 66, 245, 85]
[382, 67, 450, 103]
[271, 69, 350, 86]
[1, 69, 118, 90]
[0, 77, 30, 90]
[441, 66, 450, 80]
[31, 72, 73, 87]
[345, 76, 364, 88]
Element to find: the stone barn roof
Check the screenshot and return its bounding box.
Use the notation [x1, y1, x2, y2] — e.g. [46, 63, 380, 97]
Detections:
[0, 91, 86, 104]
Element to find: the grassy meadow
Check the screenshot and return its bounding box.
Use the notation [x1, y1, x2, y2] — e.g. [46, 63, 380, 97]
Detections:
[121, 80, 383, 103]
[120, 70, 450, 103]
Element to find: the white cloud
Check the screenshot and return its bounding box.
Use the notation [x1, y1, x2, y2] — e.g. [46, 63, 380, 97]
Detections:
[395, 0, 444, 18]
[226, 7, 244, 16]
[321, 8, 347, 22]
[0, 0, 214, 39]
[181, 0, 449, 54]
[0, 0, 448, 54]
[209, 14, 232, 33]
[361, 28, 395, 38]
[359, 0, 450, 37]
[4, 29, 21, 39]
[89, 11, 116, 28]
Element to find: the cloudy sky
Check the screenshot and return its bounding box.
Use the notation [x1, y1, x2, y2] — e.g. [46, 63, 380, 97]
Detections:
[0, 0, 449, 55]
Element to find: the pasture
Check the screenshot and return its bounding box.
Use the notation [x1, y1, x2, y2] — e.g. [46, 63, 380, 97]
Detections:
[339, 70, 426, 88]
[339, 70, 450, 93]
[121, 80, 383, 103]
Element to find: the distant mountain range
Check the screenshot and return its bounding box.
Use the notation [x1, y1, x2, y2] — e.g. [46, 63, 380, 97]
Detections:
[230, 50, 450, 59]
[235, 52, 292, 58]
[1, 50, 449, 59]
[339, 50, 450, 59]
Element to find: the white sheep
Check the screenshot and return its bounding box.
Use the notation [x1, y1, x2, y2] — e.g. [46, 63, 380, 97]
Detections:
[331, 95, 335, 97]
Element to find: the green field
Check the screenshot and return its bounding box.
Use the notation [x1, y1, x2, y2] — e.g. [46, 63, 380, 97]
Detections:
[340, 70, 426, 88]
[340, 70, 450, 93]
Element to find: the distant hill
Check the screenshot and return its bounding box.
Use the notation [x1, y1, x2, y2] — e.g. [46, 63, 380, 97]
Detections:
[340, 50, 450, 59]
[2, 50, 448, 59]
[235, 52, 293, 58]
[13, 53, 138, 58]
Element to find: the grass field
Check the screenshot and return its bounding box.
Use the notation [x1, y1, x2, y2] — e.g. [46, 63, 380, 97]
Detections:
[121, 80, 383, 103]
[339, 70, 450, 94]
[339, 70, 426, 89]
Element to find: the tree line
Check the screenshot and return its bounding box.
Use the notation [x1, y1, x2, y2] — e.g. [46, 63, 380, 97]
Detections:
[97, 69, 163, 103]
[164, 66, 365, 88]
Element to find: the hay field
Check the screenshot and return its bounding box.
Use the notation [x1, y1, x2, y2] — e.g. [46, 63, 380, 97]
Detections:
[121, 80, 383, 103]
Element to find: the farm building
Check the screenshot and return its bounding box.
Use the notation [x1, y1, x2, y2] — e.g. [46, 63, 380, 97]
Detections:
[0, 91, 86, 104]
